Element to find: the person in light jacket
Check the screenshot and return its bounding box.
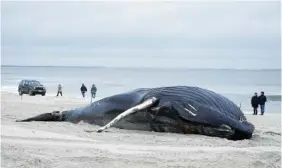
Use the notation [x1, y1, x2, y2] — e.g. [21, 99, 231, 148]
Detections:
[56, 84, 63, 97]
[91, 84, 97, 99]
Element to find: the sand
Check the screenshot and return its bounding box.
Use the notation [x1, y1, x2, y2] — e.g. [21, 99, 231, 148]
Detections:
[1, 91, 281, 168]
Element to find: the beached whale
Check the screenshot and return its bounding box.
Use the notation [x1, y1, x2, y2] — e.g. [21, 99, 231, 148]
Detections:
[16, 86, 255, 140]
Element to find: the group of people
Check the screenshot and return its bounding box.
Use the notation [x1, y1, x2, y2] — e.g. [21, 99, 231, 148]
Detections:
[251, 91, 267, 115]
[80, 83, 97, 98]
[56, 83, 97, 99]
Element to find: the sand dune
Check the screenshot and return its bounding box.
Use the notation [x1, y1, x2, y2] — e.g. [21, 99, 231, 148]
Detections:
[1, 92, 281, 168]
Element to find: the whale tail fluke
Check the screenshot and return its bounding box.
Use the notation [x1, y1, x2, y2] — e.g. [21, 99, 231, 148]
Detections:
[15, 111, 63, 122]
[16, 118, 34, 122]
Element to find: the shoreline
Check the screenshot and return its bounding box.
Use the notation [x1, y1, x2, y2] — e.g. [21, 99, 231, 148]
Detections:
[1, 90, 280, 115]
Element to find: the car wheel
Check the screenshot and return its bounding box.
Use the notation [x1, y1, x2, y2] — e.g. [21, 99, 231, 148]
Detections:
[29, 90, 34, 96]
[19, 89, 23, 96]
[41, 93, 46, 96]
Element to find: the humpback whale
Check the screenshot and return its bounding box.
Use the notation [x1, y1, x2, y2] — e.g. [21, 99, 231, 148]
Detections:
[16, 86, 255, 140]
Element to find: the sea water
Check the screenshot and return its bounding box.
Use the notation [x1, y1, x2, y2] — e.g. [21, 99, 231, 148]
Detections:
[1, 66, 281, 113]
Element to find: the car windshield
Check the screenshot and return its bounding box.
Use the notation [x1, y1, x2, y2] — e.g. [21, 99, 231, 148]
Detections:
[30, 81, 40, 85]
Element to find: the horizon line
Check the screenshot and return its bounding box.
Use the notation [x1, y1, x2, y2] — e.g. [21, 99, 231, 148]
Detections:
[1, 64, 281, 71]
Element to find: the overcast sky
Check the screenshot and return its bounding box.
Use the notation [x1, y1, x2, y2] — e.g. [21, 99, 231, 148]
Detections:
[1, 1, 281, 69]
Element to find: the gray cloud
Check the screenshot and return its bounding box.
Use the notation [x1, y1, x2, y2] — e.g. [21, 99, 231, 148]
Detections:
[1, 1, 281, 69]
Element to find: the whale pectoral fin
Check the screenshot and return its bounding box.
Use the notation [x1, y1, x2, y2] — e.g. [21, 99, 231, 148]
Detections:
[96, 97, 158, 133]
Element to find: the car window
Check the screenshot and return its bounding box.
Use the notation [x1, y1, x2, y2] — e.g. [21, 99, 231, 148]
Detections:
[30, 81, 40, 85]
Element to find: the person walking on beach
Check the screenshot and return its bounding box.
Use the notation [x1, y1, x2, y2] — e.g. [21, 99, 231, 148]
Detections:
[251, 92, 259, 115]
[80, 83, 87, 98]
[56, 84, 63, 97]
[91, 84, 97, 99]
[258, 91, 267, 115]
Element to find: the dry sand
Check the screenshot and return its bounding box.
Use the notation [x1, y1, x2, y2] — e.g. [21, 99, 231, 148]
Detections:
[1, 92, 281, 168]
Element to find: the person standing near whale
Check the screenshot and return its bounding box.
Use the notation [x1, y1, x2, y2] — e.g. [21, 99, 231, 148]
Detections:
[56, 84, 63, 97]
[258, 91, 267, 115]
[91, 84, 97, 98]
[90, 84, 97, 103]
[251, 92, 259, 115]
[80, 83, 87, 98]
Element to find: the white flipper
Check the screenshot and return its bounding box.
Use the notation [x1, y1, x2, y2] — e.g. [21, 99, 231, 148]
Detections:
[96, 97, 158, 133]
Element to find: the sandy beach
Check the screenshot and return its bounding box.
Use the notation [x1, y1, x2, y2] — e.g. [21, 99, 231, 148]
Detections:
[1, 91, 281, 168]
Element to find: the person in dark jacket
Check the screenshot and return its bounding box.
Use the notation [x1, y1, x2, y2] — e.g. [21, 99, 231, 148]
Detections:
[251, 92, 259, 115]
[258, 91, 267, 115]
[80, 83, 87, 98]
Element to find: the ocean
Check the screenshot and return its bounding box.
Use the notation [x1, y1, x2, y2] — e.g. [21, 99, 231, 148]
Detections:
[1, 66, 281, 113]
